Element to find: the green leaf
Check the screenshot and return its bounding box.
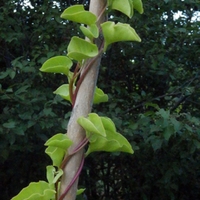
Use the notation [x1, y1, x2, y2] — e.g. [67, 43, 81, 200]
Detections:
[0, 69, 9, 79]
[145, 102, 160, 110]
[67, 36, 98, 61]
[46, 166, 55, 184]
[131, 0, 144, 14]
[46, 166, 63, 184]
[163, 126, 174, 141]
[11, 181, 55, 200]
[15, 127, 25, 135]
[101, 22, 141, 51]
[101, 117, 117, 133]
[45, 133, 73, 166]
[55, 85, 108, 103]
[53, 168, 63, 184]
[86, 130, 133, 155]
[9, 70, 16, 79]
[93, 87, 108, 104]
[40, 56, 72, 76]
[170, 117, 182, 132]
[151, 138, 163, 151]
[15, 85, 30, 95]
[108, 0, 133, 18]
[78, 113, 133, 155]
[193, 139, 200, 149]
[77, 188, 86, 196]
[45, 133, 73, 150]
[108, 0, 143, 16]
[87, 113, 106, 135]
[53, 84, 71, 102]
[156, 109, 170, 119]
[60, 5, 97, 25]
[77, 113, 106, 137]
[3, 121, 16, 128]
[45, 146, 65, 167]
[185, 124, 193, 132]
[80, 24, 99, 40]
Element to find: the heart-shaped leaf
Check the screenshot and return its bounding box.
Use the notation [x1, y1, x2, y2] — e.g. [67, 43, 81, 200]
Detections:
[40, 56, 72, 76]
[93, 87, 108, 104]
[45, 133, 73, 150]
[101, 22, 141, 50]
[108, 0, 143, 16]
[45, 146, 65, 167]
[101, 117, 116, 133]
[11, 181, 55, 200]
[45, 133, 73, 166]
[77, 188, 86, 196]
[46, 166, 55, 184]
[108, 0, 133, 18]
[80, 24, 99, 40]
[87, 113, 106, 136]
[53, 84, 71, 102]
[61, 5, 97, 25]
[131, 0, 144, 14]
[77, 113, 106, 137]
[78, 113, 134, 155]
[46, 166, 63, 184]
[86, 130, 134, 155]
[67, 36, 98, 61]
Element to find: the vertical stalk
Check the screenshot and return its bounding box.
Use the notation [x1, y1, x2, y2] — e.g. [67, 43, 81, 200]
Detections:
[58, 0, 107, 199]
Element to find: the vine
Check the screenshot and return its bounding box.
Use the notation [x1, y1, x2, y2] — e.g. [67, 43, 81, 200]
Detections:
[12, 1, 143, 200]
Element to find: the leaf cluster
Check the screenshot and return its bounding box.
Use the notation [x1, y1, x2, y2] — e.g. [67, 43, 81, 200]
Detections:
[1, 0, 200, 199]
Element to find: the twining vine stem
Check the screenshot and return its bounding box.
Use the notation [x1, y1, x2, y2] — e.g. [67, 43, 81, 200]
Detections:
[60, 137, 89, 170]
[69, 63, 80, 104]
[58, 2, 107, 199]
[58, 155, 85, 200]
[58, 52, 103, 199]
[72, 48, 104, 106]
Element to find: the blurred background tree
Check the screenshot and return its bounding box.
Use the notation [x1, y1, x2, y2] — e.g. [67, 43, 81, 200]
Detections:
[0, 0, 199, 199]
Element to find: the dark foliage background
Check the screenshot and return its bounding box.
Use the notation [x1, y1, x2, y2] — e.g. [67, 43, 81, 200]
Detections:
[0, 0, 200, 199]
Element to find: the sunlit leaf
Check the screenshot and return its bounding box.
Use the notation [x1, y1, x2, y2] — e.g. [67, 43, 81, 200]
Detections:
[131, 0, 144, 14]
[11, 181, 55, 200]
[53, 168, 63, 184]
[78, 113, 133, 155]
[40, 56, 72, 76]
[77, 113, 106, 137]
[61, 5, 97, 25]
[46, 166, 55, 184]
[77, 188, 86, 196]
[108, 0, 133, 18]
[108, 0, 143, 16]
[86, 130, 133, 155]
[67, 36, 98, 61]
[45, 146, 65, 167]
[101, 117, 116, 133]
[80, 24, 99, 40]
[53, 84, 71, 102]
[101, 22, 141, 50]
[45, 133, 73, 150]
[46, 166, 63, 184]
[87, 113, 106, 136]
[45, 133, 73, 166]
[93, 87, 108, 104]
